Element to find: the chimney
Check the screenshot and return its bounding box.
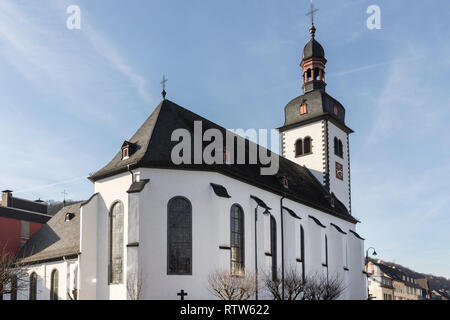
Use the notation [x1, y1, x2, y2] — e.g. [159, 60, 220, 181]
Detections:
[1, 190, 13, 207]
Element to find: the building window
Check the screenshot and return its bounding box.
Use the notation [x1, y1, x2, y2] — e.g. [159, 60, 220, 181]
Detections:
[300, 225, 305, 281]
[230, 204, 245, 275]
[334, 137, 343, 158]
[324, 235, 329, 266]
[270, 216, 277, 281]
[109, 201, 124, 284]
[300, 103, 307, 115]
[122, 147, 129, 159]
[20, 220, 30, 239]
[10, 275, 17, 300]
[167, 197, 192, 275]
[295, 137, 312, 157]
[295, 139, 303, 157]
[304, 137, 312, 154]
[50, 270, 59, 300]
[333, 105, 338, 116]
[29, 272, 37, 300]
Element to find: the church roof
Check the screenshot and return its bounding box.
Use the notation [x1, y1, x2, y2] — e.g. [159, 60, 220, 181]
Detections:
[89, 99, 357, 224]
[18, 202, 82, 264]
[279, 89, 353, 133]
[302, 38, 325, 60]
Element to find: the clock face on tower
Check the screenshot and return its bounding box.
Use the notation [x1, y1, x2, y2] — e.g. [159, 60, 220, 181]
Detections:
[336, 162, 343, 181]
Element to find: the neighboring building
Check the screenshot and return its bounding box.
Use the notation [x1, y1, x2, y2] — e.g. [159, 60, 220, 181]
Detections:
[431, 289, 450, 300]
[0, 190, 51, 255]
[2, 203, 82, 301]
[416, 278, 431, 300]
[367, 261, 394, 300]
[367, 260, 422, 300]
[4, 18, 367, 300]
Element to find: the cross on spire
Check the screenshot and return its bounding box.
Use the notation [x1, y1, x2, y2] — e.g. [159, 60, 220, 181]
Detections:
[306, 0, 318, 26]
[62, 190, 68, 207]
[161, 75, 168, 100]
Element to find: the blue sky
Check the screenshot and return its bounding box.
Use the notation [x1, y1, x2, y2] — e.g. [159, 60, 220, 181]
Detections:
[0, 0, 449, 277]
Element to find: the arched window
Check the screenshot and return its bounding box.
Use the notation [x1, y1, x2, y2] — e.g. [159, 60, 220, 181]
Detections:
[270, 216, 277, 281]
[167, 197, 192, 275]
[50, 270, 58, 300]
[306, 69, 312, 81]
[304, 137, 312, 154]
[230, 204, 245, 275]
[109, 201, 124, 284]
[334, 137, 338, 155]
[10, 275, 17, 300]
[300, 225, 305, 282]
[295, 139, 303, 157]
[29, 272, 37, 300]
[334, 138, 344, 158]
[314, 67, 320, 80]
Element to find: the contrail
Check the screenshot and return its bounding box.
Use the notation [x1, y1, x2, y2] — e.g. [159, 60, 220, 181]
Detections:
[327, 57, 423, 78]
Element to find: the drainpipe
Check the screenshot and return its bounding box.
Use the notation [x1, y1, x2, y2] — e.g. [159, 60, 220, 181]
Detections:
[280, 195, 285, 300]
[127, 164, 134, 184]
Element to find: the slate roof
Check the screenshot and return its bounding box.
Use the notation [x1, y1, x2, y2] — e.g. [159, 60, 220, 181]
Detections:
[89, 99, 357, 224]
[0, 206, 51, 224]
[302, 38, 325, 60]
[18, 202, 82, 264]
[279, 90, 352, 133]
[374, 263, 422, 289]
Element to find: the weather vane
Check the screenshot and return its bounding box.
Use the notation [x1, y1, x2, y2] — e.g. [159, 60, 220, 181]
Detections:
[161, 75, 168, 100]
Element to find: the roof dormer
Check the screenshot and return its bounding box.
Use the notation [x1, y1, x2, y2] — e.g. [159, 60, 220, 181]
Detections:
[121, 141, 136, 160]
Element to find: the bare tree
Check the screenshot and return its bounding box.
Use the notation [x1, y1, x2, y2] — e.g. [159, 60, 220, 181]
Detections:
[263, 267, 309, 300]
[0, 245, 29, 298]
[207, 269, 257, 300]
[127, 270, 144, 300]
[263, 267, 345, 300]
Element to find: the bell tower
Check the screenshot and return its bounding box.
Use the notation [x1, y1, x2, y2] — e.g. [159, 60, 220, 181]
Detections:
[301, 25, 327, 93]
[278, 15, 354, 214]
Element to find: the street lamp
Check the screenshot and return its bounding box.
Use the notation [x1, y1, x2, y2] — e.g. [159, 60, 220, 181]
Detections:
[250, 195, 271, 301]
[365, 247, 377, 300]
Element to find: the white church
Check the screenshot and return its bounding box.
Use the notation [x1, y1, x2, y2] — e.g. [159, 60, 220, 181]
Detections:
[4, 22, 367, 300]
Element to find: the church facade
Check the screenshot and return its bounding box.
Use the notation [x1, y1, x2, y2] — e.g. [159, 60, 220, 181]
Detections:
[4, 23, 367, 301]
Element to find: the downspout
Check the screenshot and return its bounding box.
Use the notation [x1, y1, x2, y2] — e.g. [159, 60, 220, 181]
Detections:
[280, 195, 285, 300]
[127, 164, 134, 184]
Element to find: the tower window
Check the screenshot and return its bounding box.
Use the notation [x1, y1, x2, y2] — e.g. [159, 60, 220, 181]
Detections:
[295, 139, 303, 157]
[333, 105, 338, 116]
[314, 67, 320, 81]
[306, 69, 312, 82]
[334, 137, 343, 158]
[304, 137, 312, 154]
[300, 103, 307, 115]
[295, 137, 312, 157]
